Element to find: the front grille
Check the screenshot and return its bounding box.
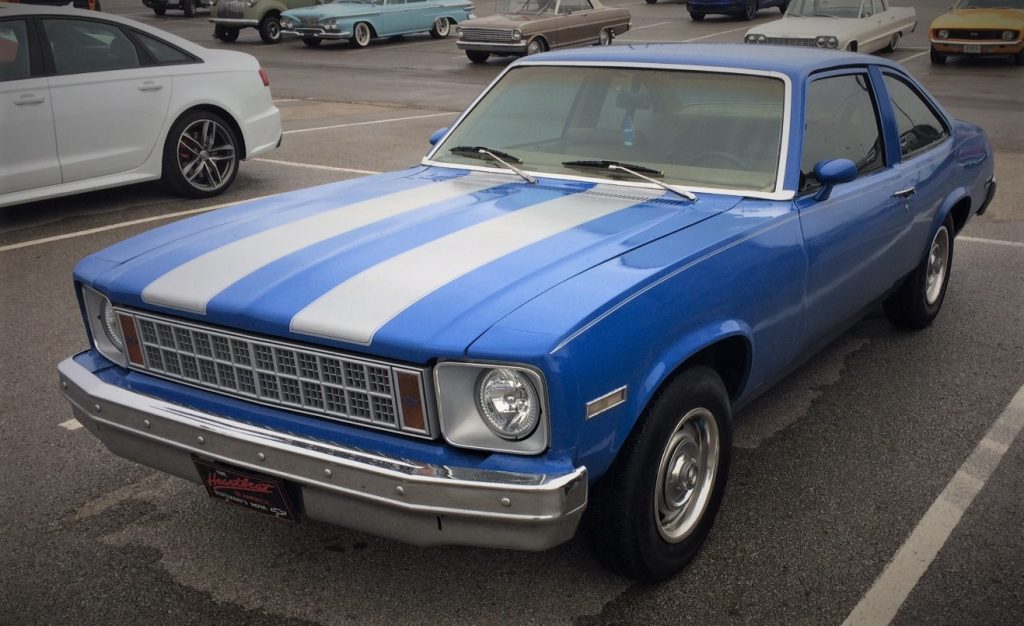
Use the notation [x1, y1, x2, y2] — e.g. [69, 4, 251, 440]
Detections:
[216, 0, 244, 19]
[300, 16, 320, 27]
[460, 28, 516, 43]
[122, 310, 434, 438]
[947, 29, 1010, 41]
[765, 37, 816, 47]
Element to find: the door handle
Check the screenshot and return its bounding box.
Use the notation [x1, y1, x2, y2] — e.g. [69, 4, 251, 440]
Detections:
[138, 82, 164, 92]
[893, 187, 916, 199]
[15, 94, 45, 105]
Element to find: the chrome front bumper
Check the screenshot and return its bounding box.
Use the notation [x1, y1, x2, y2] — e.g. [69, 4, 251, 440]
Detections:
[456, 40, 528, 53]
[58, 357, 587, 551]
[281, 28, 350, 40]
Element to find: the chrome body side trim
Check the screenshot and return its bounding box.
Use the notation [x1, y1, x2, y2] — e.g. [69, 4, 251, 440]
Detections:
[58, 357, 588, 551]
[209, 18, 259, 26]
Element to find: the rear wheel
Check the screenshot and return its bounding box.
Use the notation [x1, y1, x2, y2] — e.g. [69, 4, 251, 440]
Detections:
[182, 0, 195, 17]
[162, 110, 240, 199]
[302, 37, 321, 47]
[465, 50, 489, 63]
[930, 47, 946, 64]
[214, 25, 239, 42]
[884, 216, 955, 329]
[742, 0, 757, 20]
[258, 14, 282, 44]
[882, 32, 900, 52]
[585, 366, 733, 582]
[429, 17, 450, 39]
[598, 28, 612, 46]
[689, 12, 705, 21]
[351, 21, 372, 48]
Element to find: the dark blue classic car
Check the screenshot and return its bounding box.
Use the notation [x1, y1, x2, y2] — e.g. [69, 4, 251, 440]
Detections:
[679, 0, 787, 21]
[58, 44, 995, 581]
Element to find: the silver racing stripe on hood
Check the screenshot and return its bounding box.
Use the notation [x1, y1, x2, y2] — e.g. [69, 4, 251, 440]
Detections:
[141, 175, 501, 314]
[290, 185, 660, 346]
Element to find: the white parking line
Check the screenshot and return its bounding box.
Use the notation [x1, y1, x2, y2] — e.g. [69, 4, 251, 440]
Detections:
[630, 21, 672, 31]
[283, 112, 457, 135]
[897, 50, 930, 64]
[683, 25, 753, 42]
[59, 419, 83, 431]
[273, 98, 300, 103]
[253, 158, 381, 175]
[843, 382, 1024, 626]
[959, 236, 1024, 249]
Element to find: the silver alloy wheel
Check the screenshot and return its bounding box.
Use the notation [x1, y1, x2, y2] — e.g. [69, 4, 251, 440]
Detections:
[527, 38, 544, 55]
[653, 407, 720, 543]
[176, 118, 236, 193]
[925, 226, 950, 305]
[889, 33, 900, 51]
[434, 17, 449, 37]
[354, 22, 371, 47]
[599, 29, 611, 45]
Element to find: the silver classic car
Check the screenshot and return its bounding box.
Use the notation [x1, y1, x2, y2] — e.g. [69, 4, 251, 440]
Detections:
[456, 0, 630, 63]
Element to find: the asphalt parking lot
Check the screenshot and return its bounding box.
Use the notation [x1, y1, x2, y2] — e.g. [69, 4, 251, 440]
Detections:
[2, 0, 1023, 623]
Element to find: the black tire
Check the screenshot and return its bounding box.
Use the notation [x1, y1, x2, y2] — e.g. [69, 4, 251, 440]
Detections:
[882, 32, 900, 53]
[1014, 49, 1024, 65]
[742, 0, 757, 20]
[182, 0, 195, 18]
[525, 37, 547, 56]
[153, 7, 165, 15]
[429, 17, 450, 39]
[645, 0, 657, 4]
[214, 25, 239, 43]
[258, 14, 282, 44]
[930, 47, 946, 64]
[689, 12, 705, 21]
[465, 50, 489, 63]
[884, 215, 955, 329]
[584, 366, 733, 582]
[779, 1, 788, 13]
[597, 28, 612, 46]
[350, 21, 372, 48]
[302, 37, 322, 47]
[162, 109, 241, 199]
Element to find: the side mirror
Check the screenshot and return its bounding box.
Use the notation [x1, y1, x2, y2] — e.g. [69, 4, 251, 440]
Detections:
[428, 127, 448, 146]
[813, 158, 857, 202]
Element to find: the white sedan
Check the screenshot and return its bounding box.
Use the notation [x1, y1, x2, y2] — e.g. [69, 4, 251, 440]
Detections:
[0, 3, 281, 208]
[744, 0, 916, 53]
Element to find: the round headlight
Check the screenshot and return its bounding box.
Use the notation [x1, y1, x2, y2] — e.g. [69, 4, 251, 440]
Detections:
[512, 29, 523, 41]
[101, 299, 124, 353]
[744, 34, 757, 43]
[938, 29, 949, 39]
[815, 35, 827, 48]
[476, 368, 540, 440]
[1002, 30, 1015, 41]
[456, 26, 464, 37]
[281, 17, 296, 28]
[324, 19, 338, 29]
[826, 36, 838, 49]
[757, 34, 767, 44]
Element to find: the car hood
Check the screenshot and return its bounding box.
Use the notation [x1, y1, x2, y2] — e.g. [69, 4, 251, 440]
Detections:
[80, 168, 739, 362]
[460, 13, 547, 29]
[930, 8, 1024, 29]
[282, 3, 380, 19]
[753, 16, 868, 38]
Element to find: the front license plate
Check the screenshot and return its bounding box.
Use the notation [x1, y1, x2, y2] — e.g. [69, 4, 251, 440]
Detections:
[964, 44, 981, 53]
[193, 456, 299, 522]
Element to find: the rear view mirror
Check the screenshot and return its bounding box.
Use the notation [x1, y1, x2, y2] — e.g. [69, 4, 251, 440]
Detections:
[813, 158, 857, 201]
[429, 127, 448, 146]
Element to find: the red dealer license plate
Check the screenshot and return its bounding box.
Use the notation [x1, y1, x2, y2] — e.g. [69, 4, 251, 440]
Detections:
[193, 456, 300, 522]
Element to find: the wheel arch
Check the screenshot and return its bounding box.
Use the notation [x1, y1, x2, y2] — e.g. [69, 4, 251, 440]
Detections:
[168, 104, 247, 161]
[934, 187, 971, 237]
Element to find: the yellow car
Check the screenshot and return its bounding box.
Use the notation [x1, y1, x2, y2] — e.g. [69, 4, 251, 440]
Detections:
[930, 0, 1024, 64]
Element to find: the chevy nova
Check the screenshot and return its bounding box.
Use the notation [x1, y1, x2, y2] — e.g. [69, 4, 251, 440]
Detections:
[745, 0, 917, 53]
[58, 44, 995, 581]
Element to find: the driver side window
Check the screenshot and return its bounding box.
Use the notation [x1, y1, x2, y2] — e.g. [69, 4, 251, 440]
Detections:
[800, 73, 885, 193]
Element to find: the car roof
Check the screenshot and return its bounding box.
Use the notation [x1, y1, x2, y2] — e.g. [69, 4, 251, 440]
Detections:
[518, 43, 906, 82]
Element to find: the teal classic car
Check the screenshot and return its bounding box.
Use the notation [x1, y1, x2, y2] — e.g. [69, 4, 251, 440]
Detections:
[280, 0, 475, 48]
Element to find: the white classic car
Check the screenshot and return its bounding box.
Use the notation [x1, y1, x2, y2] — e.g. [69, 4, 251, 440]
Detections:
[744, 0, 916, 53]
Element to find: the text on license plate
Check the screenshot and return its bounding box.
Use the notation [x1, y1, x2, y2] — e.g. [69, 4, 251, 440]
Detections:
[964, 44, 981, 53]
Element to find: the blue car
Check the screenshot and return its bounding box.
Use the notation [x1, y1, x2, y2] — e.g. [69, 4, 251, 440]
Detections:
[678, 0, 788, 21]
[58, 44, 995, 581]
[280, 0, 474, 48]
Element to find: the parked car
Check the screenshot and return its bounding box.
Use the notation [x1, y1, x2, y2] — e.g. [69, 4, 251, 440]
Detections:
[685, 0, 787, 22]
[456, 0, 629, 63]
[58, 43, 995, 581]
[6, 0, 101, 10]
[928, 0, 1024, 64]
[0, 3, 281, 207]
[143, 0, 213, 18]
[280, 0, 474, 49]
[210, 0, 319, 44]
[745, 0, 916, 53]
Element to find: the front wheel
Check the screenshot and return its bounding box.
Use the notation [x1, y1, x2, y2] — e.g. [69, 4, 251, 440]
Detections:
[884, 216, 955, 329]
[689, 12, 705, 21]
[214, 25, 239, 42]
[645, 0, 657, 4]
[152, 7, 166, 15]
[258, 15, 282, 44]
[525, 37, 546, 56]
[584, 366, 733, 582]
[465, 50, 490, 63]
[882, 32, 900, 52]
[162, 110, 240, 199]
[930, 47, 947, 64]
[779, 1, 788, 13]
[350, 21, 372, 48]
[1014, 49, 1024, 65]
[429, 17, 450, 39]
[742, 0, 757, 20]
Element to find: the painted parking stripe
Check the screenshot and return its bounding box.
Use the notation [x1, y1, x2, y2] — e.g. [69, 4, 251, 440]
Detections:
[959, 235, 1024, 249]
[59, 419, 83, 431]
[843, 382, 1024, 625]
[253, 158, 381, 176]
[283, 112, 457, 136]
[290, 186, 657, 345]
[141, 175, 500, 314]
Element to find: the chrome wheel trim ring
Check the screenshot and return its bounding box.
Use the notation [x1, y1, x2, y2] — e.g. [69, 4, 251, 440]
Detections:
[435, 18, 449, 36]
[355, 23, 371, 45]
[527, 39, 543, 55]
[653, 407, 720, 543]
[267, 20, 280, 39]
[176, 118, 236, 193]
[925, 226, 950, 305]
[599, 29, 611, 45]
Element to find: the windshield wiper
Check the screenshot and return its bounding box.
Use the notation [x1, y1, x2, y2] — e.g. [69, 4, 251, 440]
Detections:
[449, 145, 536, 184]
[561, 160, 697, 202]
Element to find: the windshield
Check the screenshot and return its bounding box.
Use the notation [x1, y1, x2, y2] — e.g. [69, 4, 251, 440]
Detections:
[432, 66, 786, 193]
[501, 0, 558, 15]
[955, 0, 1024, 7]
[785, 0, 865, 18]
